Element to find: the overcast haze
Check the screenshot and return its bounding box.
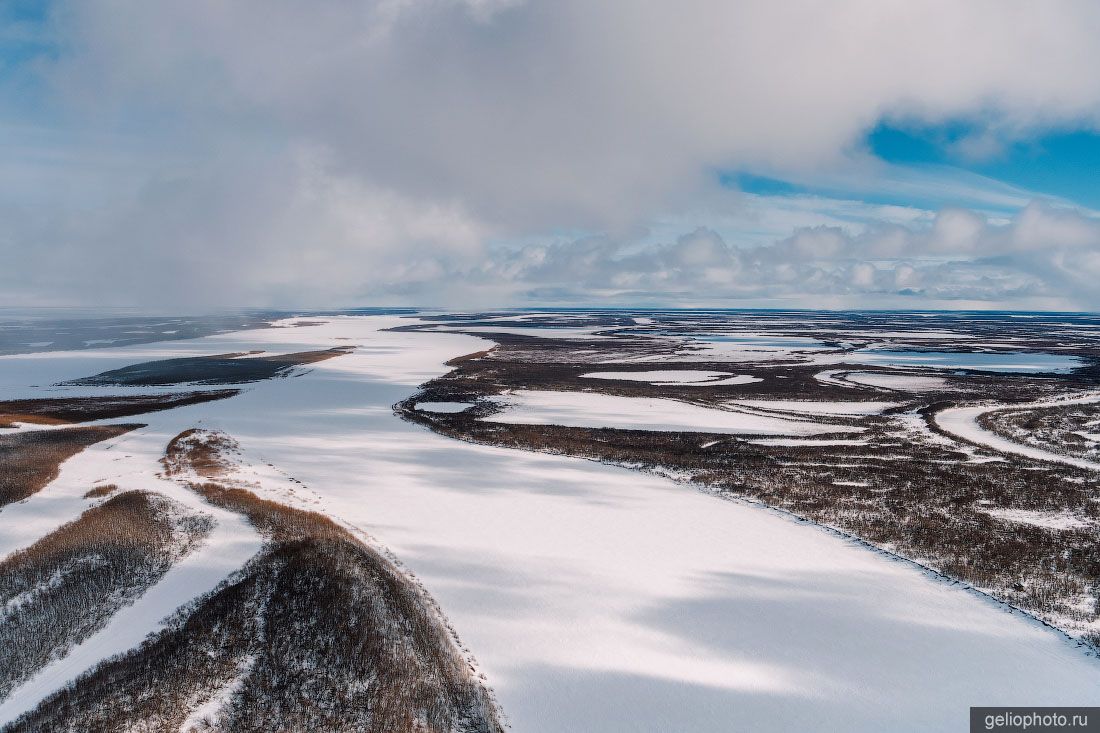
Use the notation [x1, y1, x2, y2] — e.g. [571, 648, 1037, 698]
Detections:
[4, 0, 1100, 310]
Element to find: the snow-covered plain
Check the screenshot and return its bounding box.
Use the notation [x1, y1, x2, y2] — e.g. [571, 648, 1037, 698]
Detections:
[482, 390, 862, 436]
[414, 401, 474, 413]
[746, 438, 871, 447]
[840, 349, 1083, 373]
[580, 370, 761, 386]
[690, 374, 763, 386]
[1, 316, 1099, 731]
[664, 333, 831, 363]
[727, 399, 900, 417]
[978, 507, 1094, 531]
[422, 324, 612, 339]
[842, 372, 948, 392]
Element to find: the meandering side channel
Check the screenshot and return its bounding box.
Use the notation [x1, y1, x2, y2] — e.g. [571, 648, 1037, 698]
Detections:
[935, 393, 1100, 472]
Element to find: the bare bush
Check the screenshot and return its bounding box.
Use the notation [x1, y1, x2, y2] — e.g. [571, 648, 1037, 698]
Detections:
[82, 484, 119, 499]
[4, 431, 503, 733]
[0, 491, 212, 699]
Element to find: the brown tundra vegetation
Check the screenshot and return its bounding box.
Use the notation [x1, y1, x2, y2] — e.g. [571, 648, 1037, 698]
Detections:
[4, 430, 503, 733]
[0, 491, 212, 699]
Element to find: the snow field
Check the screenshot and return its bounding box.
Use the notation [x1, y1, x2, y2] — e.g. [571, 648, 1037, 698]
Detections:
[580, 370, 761, 386]
[482, 390, 864, 436]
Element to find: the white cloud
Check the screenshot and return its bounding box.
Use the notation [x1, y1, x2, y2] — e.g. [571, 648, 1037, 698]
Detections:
[0, 145, 488, 308]
[4, 1, 1100, 306]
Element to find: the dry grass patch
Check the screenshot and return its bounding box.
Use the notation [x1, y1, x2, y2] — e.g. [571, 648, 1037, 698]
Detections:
[82, 484, 119, 499]
[163, 428, 238, 479]
[0, 491, 212, 700]
[0, 425, 139, 507]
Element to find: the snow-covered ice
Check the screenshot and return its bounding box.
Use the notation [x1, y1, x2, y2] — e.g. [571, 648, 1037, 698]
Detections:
[422, 324, 612, 339]
[746, 438, 871, 447]
[728, 400, 900, 416]
[482, 390, 863, 436]
[580, 370, 761, 386]
[695, 374, 764, 386]
[841, 349, 1082, 374]
[978, 508, 1093, 531]
[843, 372, 948, 392]
[414, 401, 474, 413]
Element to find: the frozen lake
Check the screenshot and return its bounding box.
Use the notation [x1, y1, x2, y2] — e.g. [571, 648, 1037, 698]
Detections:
[848, 348, 1083, 373]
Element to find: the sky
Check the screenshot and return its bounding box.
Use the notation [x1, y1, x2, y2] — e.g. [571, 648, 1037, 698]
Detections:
[3, 1, 1100, 312]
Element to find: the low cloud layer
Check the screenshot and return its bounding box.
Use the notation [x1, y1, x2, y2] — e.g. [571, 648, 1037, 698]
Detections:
[440, 203, 1100, 310]
[3, 1, 1100, 308]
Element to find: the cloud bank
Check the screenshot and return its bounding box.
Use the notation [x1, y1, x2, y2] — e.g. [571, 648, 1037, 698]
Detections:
[3, 0, 1100, 308]
[398, 203, 1100, 310]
